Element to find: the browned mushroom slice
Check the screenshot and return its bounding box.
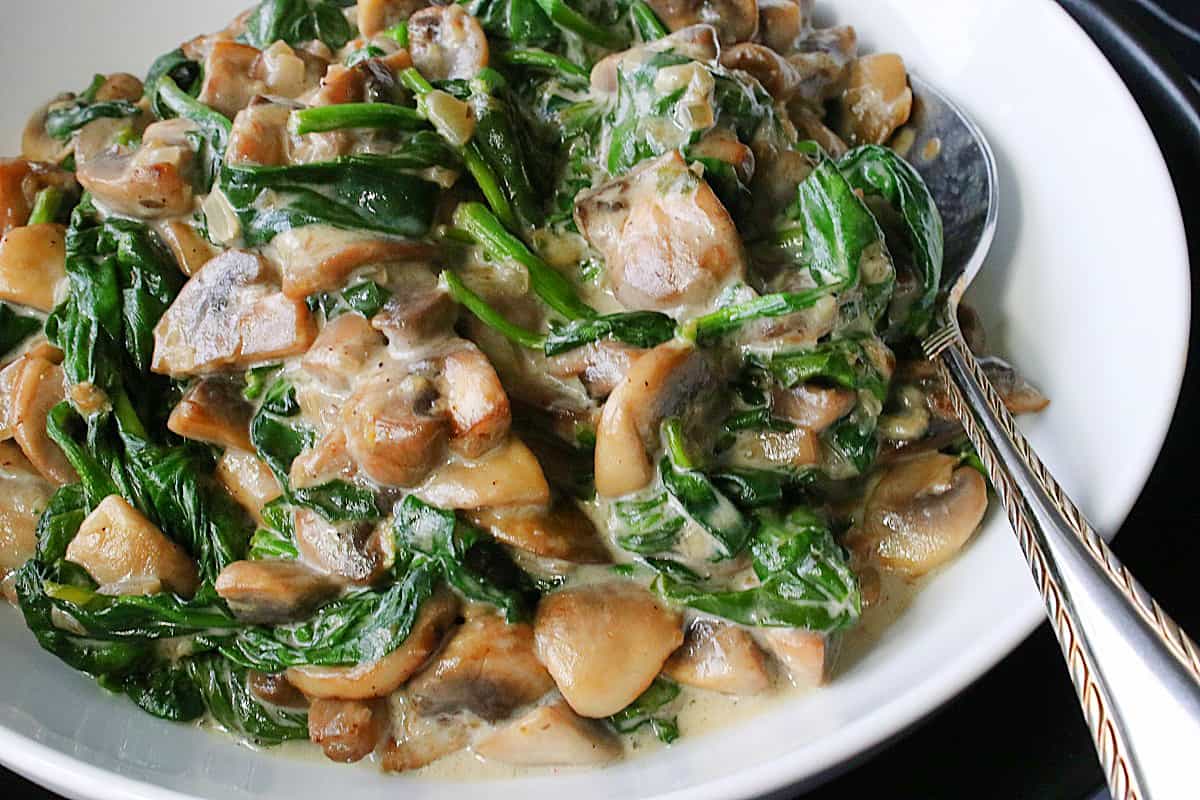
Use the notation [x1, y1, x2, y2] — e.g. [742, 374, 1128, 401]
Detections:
[835, 53, 913, 146]
[357, 0, 430, 36]
[759, 628, 839, 689]
[198, 40, 325, 119]
[342, 369, 449, 488]
[440, 344, 511, 459]
[0, 159, 76, 236]
[407, 615, 555, 721]
[293, 509, 387, 586]
[300, 313, 386, 390]
[662, 619, 772, 694]
[152, 250, 317, 377]
[287, 588, 460, 699]
[407, 5, 489, 81]
[721, 44, 803, 100]
[226, 101, 292, 167]
[727, 427, 821, 471]
[168, 379, 255, 452]
[594, 340, 715, 497]
[290, 427, 359, 490]
[381, 694, 473, 771]
[688, 128, 756, 185]
[575, 151, 746, 314]
[546, 339, 645, 400]
[787, 24, 859, 106]
[850, 452, 987, 578]
[215, 559, 341, 624]
[419, 437, 550, 509]
[266, 225, 436, 299]
[371, 286, 458, 350]
[6, 355, 76, 485]
[216, 450, 282, 525]
[22, 98, 73, 164]
[756, 0, 804, 53]
[466, 500, 610, 564]
[0, 442, 53, 581]
[476, 699, 622, 766]
[248, 671, 308, 708]
[155, 220, 217, 278]
[771, 383, 856, 432]
[789, 106, 848, 159]
[644, 0, 757, 44]
[0, 223, 66, 312]
[76, 119, 198, 220]
[308, 698, 388, 763]
[534, 582, 684, 717]
[66, 495, 200, 596]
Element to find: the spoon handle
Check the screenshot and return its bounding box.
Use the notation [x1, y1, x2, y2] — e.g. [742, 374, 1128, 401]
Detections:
[935, 335, 1200, 800]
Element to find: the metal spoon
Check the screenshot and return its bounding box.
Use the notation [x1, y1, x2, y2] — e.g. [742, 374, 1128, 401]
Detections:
[906, 74, 1200, 799]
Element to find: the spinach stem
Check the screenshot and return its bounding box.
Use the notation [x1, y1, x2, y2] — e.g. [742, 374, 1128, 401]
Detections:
[27, 187, 64, 225]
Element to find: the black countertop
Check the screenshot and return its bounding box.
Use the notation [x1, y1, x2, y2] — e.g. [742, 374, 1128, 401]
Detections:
[7, 1, 1200, 798]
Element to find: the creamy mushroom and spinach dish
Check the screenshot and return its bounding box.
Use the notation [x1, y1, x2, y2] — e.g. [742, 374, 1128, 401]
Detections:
[0, 0, 1048, 773]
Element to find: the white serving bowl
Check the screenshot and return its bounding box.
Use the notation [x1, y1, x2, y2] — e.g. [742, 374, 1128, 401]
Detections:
[0, 1, 1188, 798]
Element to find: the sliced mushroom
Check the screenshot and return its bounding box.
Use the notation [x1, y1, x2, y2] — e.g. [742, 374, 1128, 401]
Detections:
[851, 452, 987, 577]
[198, 40, 325, 119]
[688, 128, 756, 185]
[789, 105, 848, 159]
[293, 509, 386, 586]
[66, 495, 200, 596]
[227, 100, 292, 167]
[248, 671, 308, 708]
[465, 500, 610, 564]
[594, 340, 715, 497]
[787, 24, 858, 106]
[407, 614, 555, 721]
[357, 0, 429, 36]
[644, 0, 756, 44]
[308, 698, 388, 763]
[381, 694, 473, 772]
[342, 368, 449, 488]
[22, 97, 73, 164]
[721, 43, 802, 100]
[290, 427, 359, 490]
[756, 0, 804, 53]
[835, 53, 913, 146]
[546, 339, 644, 400]
[407, 5, 489, 81]
[372, 285, 458, 350]
[167, 379, 255, 451]
[0, 159, 75, 236]
[439, 344, 511, 459]
[265, 225, 436, 299]
[0, 441, 53, 578]
[575, 151, 747, 315]
[476, 699, 622, 766]
[152, 249, 317, 376]
[759, 628, 838, 689]
[0, 223, 67, 311]
[216, 450, 282, 525]
[155, 220, 217, 278]
[662, 619, 772, 695]
[534, 582, 683, 717]
[728, 427, 822, 471]
[287, 588, 460, 699]
[76, 118, 198, 220]
[214, 559, 341, 624]
[7, 355, 76, 485]
[419, 437, 551, 509]
[771, 383, 856, 432]
[301, 312, 386, 390]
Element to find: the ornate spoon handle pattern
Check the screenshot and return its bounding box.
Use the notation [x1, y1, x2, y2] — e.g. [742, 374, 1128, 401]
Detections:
[933, 335, 1200, 800]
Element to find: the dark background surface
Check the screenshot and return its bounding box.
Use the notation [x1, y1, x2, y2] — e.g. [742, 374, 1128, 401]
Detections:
[6, 1, 1200, 798]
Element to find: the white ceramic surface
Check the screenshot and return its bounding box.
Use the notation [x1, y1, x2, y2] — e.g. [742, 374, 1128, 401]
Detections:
[0, 1, 1189, 798]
